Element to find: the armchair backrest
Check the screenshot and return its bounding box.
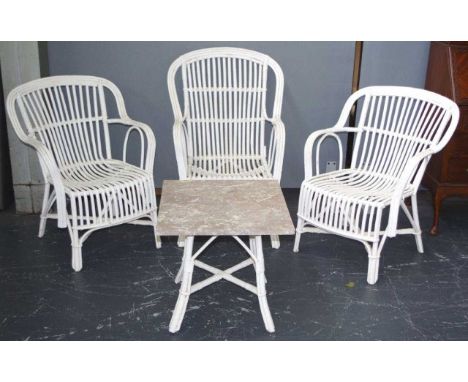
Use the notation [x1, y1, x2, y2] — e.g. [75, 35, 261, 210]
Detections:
[168, 47, 284, 161]
[7, 75, 127, 173]
[348, 86, 459, 185]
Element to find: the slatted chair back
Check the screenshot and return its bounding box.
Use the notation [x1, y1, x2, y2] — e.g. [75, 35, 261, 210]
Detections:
[349, 87, 459, 187]
[7, 76, 127, 173]
[168, 47, 284, 171]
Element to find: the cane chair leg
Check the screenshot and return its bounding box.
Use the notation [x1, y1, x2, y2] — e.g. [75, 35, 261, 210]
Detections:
[38, 218, 47, 238]
[72, 245, 83, 272]
[155, 234, 162, 249]
[70, 229, 83, 272]
[366, 239, 386, 285]
[367, 258, 379, 285]
[253, 236, 275, 333]
[411, 194, 424, 254]
[169, 236, 194, 333]
[293, 217, 304, 253]
[38, 183, 51, 238]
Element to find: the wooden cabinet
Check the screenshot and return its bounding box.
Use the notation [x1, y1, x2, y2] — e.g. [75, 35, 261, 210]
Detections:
[423, 42, 468, 234]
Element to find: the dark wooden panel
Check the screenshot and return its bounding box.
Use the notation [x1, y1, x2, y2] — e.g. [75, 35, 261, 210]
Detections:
[459, 107, 468, 132]
[423, 41, 468, 234]
[425, 42, 453, 99]
[446, 155, 468, 183]
[451, 46, 468, 105]
[446, 130, 468, 155]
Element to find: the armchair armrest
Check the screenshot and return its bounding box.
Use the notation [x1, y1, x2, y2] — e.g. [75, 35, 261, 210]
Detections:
[23, 137, 68, 228]
[387, 148, 435, 237]
[304, 126, 357, 178]
[108, 118, 156, 173]
[265, 118, 286, 180]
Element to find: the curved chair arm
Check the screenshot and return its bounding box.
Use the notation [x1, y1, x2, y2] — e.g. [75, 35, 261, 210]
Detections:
[386, 148, 435, 237]
[304, 127, 357, 179]
[266, 118, 286, 181]
[108, 118, 156, 173]
[172, 118, 188, 179]
[22, 137, 68, 228]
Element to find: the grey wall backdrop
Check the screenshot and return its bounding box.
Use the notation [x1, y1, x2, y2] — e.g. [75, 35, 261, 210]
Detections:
[47, 41, 430, 187]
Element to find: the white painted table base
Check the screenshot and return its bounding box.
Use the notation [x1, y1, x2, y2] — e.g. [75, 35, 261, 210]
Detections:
[157, 180, 294, 333]
[169, 235, 274, 333]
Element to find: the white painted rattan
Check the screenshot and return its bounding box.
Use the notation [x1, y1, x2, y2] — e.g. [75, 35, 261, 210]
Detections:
[294, 86, 459, 284]
[7, 75, 161, 271]
[168, 47, 286, 248]
[169, 235, 274, 333]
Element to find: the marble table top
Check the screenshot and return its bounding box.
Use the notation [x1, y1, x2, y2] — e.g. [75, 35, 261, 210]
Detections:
[157, 180, 295, 236]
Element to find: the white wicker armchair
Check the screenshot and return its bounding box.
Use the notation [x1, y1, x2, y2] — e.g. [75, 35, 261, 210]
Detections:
[7, 75, 161, 272]
[168, 47, 285, 248]
[294, 86, 459, 284]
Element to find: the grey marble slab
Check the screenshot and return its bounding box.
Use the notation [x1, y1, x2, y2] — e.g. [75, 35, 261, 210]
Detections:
[157, 180, 295, 236]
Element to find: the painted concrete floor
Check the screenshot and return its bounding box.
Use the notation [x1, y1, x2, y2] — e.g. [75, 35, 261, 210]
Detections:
[0, 189, 467, 340]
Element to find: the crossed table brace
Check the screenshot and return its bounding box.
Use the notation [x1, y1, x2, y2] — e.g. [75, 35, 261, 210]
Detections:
[157, 180, 295, 333]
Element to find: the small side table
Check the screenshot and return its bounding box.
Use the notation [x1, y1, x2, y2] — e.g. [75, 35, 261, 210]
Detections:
[157, 180, 295, 333]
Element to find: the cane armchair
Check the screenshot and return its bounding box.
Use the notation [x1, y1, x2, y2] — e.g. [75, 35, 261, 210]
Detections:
[7, 75, 161, 271]
[294, 86, 459, 284]
[168, 47, 285, 248]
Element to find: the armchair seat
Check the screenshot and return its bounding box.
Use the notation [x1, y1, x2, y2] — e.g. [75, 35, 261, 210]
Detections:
[299, 169, 415, 242]
[61, 160, 152, 192]
[59, 160, 156, 230]
[187, 155, 272, 179]
[302, 169, 414, 207]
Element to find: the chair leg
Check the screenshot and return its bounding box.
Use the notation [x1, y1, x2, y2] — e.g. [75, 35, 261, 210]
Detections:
[293, 217, 304, 253]
[270, 235, 280, 249]
[38, 183, 51, 238]
[367, 241, 383, 285]
[155, 235, 162, 249]
[169, 236, 194, 333]
[70, 229, 83, 272]
[411, 194, 424, 254]
[177, 235, 185, 247]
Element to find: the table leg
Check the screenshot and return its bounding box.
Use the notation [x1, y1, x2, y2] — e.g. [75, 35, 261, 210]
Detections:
[252, 236, 275, 333]
[249, 237, 266, 284]
[175, 261, 183, 284]
[177, 235, 186, 247]
[169, 236, 194, 333]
